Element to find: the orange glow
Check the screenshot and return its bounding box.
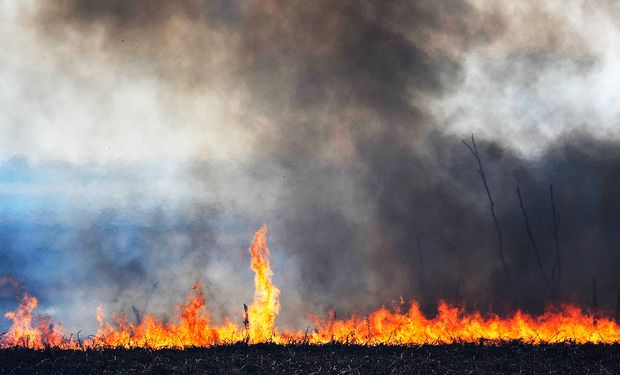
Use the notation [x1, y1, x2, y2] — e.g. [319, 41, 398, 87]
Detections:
[2, 226, 620, 348]
[247, 225, 280, 343]
[3, 294, 67, 349]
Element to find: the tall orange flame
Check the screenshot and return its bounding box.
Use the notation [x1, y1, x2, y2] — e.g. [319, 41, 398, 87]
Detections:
[247, 225, 280, 343]
[2, 226, 620, 349]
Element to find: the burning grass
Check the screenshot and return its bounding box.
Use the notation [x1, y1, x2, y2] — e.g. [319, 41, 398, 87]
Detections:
[2, 227, 620, 350]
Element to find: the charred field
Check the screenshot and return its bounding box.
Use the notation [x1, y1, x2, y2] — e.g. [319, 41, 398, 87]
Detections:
[1, 342, 619, 375]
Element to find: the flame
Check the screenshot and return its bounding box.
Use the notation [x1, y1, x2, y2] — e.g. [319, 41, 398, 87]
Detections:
[2, 226, 620, 348]
[2, 294, 66, 349]
[247, 225, 280, 343]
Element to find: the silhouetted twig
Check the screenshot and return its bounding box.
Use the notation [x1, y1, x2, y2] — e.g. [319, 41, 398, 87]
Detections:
[243, 304, 249, 330]
[549, 184, 561, 300]
[615, 290, 620, 323]
[592, 274, 598, 326]
[517, 186, 550, 288]
[462, 134, 510, 281]
[415, 235, 426, 298]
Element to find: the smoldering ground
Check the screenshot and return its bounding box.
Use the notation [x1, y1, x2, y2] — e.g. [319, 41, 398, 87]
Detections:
[1, 0, 620, 333]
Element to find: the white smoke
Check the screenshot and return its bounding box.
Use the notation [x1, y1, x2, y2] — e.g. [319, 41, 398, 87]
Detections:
[434, 0, 620, 157]
[0, 0, 256, 164]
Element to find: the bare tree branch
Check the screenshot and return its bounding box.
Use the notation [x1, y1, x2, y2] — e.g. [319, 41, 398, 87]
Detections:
[517, 186, 550, 288]
[615, 290, 620, 323]
[592, 274, 598, 326]
[549, 184, 561, 300]
[462, 134, 510, 281]
[415, 235, 426, 298]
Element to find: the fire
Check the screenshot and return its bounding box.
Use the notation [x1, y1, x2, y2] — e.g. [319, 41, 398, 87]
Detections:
[247, 225, 280, 343]
[305, 303, 619, 345]
[3, 294, 67, 349]
[91, 282, 233, 348]
[2, 226, 620, 349]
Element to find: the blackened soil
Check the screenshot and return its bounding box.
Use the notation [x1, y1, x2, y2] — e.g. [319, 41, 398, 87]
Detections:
[1, 342, 619, 374]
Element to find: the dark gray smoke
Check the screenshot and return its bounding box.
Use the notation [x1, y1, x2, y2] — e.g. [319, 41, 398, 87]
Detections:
[1, 1, 620, 332]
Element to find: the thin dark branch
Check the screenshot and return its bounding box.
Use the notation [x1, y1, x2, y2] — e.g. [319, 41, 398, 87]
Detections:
[517, 186, 550, 288]
[454, 271, 461, 302]
[243, 303, 249, 330]
[549, 184, 561, 299]
[615, 290, 620, 323]
[592, 274, 599, 326]
[462, 134, 510, 281]
[592, 274, 598, 309]
[416, 235, 426, 297]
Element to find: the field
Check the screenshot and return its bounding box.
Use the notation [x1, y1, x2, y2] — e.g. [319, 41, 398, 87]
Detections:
[1, 342, 619, 374]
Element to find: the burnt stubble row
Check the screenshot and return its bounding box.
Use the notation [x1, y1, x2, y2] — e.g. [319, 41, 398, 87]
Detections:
[1, 342, 619, 374]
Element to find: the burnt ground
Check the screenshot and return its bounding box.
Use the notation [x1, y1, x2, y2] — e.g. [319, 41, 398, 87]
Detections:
[0, 343, 619, 374]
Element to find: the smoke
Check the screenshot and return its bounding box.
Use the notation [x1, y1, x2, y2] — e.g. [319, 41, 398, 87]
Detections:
[434, 0, 620, 156]
[2, 0, 620, 333]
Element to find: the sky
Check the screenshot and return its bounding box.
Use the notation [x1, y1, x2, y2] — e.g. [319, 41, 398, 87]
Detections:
[2, 0, 620, 333]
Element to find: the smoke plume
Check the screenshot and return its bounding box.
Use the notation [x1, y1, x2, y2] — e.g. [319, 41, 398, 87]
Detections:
[1, 0, 620, 332]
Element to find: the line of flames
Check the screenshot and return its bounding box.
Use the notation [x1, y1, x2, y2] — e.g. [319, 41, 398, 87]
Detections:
[2, 226, 620, 349]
